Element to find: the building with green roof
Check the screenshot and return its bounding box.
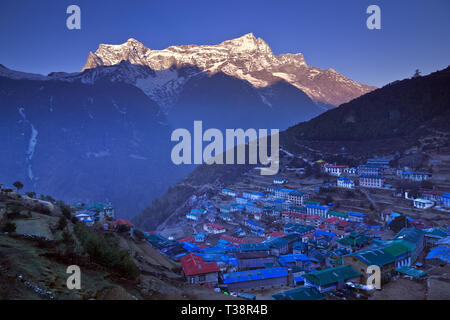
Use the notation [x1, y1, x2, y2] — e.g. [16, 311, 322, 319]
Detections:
[343, 247, 396, 284]
[396, 266, 427, 278]
[265, 237, 289, 256]
[337, 232, 369, 252]
[272, 286, 325, 300]
[304, 200, 320, 206]
[393, 228, 425, 263]
[303, 265, 360, 292]
[284, 223, 315, 236]
[328, 211, 348, 220]
[383, 241, 414, 268]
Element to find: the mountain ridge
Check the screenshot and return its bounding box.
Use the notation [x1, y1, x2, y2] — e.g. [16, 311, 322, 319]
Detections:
[81, 33, 376, 108]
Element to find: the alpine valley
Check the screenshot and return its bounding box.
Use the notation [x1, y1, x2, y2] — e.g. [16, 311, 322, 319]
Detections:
[0, 33, 375, 219]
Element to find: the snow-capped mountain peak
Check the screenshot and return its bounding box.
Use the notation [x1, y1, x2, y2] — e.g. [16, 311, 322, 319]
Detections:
[79, 33, 375, 108]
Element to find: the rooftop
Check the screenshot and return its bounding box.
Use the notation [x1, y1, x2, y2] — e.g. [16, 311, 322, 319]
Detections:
[272, 286, 325, 300]
[303, 265, 360, 286]
[180, 254, 220, 276]
[347, 248, 396, 266]
[222, 267, 288, 284]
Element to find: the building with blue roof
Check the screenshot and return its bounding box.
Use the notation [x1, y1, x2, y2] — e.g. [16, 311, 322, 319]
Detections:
[186, 212, 200, 221]
[337, 177, 355, 189]
[182, 242, 200, 252]
[222, 188, 237, 197]
[436, 236, 450, 247]
[221, 267, 289, 291]
[441, 193, 450, 207]
[242, 190, 265, 200]
[239, 243, 270, 253]
[246, 204, 263, 213]
[381, 211, 401, 224]
[426, 246, 450, 264]
[314, 230, 335, 240]
[278, 254, 311, 269]
[268, 187, 297, 200]
[348, 211, 368, 223]
[195, 233, 205, 242]
[244, 220, 265, 235]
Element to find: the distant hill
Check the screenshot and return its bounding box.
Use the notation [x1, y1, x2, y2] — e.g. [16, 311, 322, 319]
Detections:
[284, 66, 450, 141]
[0, 191, 234, 300]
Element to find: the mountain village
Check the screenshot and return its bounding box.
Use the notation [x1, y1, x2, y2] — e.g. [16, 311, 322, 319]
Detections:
[156, 156, 450, 300]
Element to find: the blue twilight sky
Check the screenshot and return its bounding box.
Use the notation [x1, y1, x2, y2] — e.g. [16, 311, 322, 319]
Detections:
[0, 0, 449, 87]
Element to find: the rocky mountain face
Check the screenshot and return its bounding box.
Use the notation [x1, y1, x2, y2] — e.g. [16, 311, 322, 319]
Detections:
[81, 33, 376, 109]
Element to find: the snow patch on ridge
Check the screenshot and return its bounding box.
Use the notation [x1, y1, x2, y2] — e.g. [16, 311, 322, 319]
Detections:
[18, 106, 38, 183]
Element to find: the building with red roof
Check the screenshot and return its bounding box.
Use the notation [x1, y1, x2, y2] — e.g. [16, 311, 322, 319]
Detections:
[178, 237, 195, 243]
[269, 232, 286, 238]
[324, 164, 349, 176]
[320, 217, 340, 231]
[112, 219, 134, 228]
[180, 254, 220, 285]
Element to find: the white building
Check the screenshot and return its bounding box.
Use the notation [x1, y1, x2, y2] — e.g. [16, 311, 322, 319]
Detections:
[222, 188, 237, 197]
[75, 213, 95, 226]
[413, 199, 434, 210]
[400, 172, 431, 182]
[337, 178, 355, 189]
[324, 165, 349, 176]
[359, 176, 383, 188]
[273, 178, 288, 185]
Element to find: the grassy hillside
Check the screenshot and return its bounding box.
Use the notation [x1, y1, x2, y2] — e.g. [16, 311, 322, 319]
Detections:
[0, 191, 234, 300]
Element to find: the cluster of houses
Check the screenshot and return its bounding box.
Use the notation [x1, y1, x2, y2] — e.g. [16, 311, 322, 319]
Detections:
[54, 162, 448, 300]
[135, 175, 449, 299]
[320, 158, 387, 189]
[141, 220, 445, 299]
[401, 189, 450, 210]
[321, 159, 450, 213]
[409, 190, 450, 210]
[72, 202, 115, 227]
[323, 158, 434, 191]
